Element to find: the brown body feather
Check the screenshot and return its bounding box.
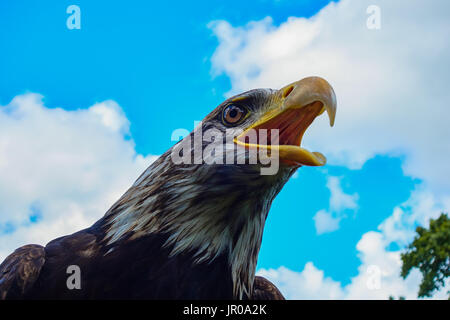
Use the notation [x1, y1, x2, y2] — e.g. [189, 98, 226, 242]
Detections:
[0, 245, 45, 299]
[0, 229, 282, 299]
[252, 276, 285, 300]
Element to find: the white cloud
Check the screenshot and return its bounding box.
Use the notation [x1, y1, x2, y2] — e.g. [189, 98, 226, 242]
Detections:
[259, 189, 450, 300]
[257, 231, 447, 300]
[0, 93, 157, 261]
[90, 101, 130, 133]
[210, 0, 450, 195]
[258, 263, 344, 300]
[379, 186, 449, 247]
[313, 209, 341, 235]
[327, 176, 358, 212]
[313, 176, 358, 234]
[343, 231, 421, 300]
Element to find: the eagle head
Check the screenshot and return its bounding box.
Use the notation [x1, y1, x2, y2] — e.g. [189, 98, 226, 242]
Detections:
[104, 76, 336, 299]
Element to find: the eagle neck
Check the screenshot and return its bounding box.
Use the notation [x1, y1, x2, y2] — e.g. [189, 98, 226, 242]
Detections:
[102, 152, 294, 299]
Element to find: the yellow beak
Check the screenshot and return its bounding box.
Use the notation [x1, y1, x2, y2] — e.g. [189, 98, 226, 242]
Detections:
[234, 76, 337, 166]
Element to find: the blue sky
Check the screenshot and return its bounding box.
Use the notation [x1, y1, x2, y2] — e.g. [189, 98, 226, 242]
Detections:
[260, 156, 416, 283]
[1, 1, 449, 299]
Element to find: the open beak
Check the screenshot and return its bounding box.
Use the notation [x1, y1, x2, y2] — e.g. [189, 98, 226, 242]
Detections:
[234, 76, 337, 166]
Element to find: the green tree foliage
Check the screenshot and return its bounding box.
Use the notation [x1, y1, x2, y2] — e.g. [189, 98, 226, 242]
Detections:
[401, 213, 450, 298]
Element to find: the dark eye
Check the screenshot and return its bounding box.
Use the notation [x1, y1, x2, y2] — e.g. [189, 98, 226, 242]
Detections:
[222, 105, 247, 126]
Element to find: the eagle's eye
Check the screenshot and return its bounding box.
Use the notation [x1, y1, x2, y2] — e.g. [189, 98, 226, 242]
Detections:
[222, 104, 247, 126]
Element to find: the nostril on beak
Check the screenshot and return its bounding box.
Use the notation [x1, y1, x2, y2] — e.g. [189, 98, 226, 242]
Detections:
[282, 85, 294, 99]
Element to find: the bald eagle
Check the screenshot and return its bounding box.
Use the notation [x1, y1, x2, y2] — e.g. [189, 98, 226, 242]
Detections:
[0, 77, 336, 300]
